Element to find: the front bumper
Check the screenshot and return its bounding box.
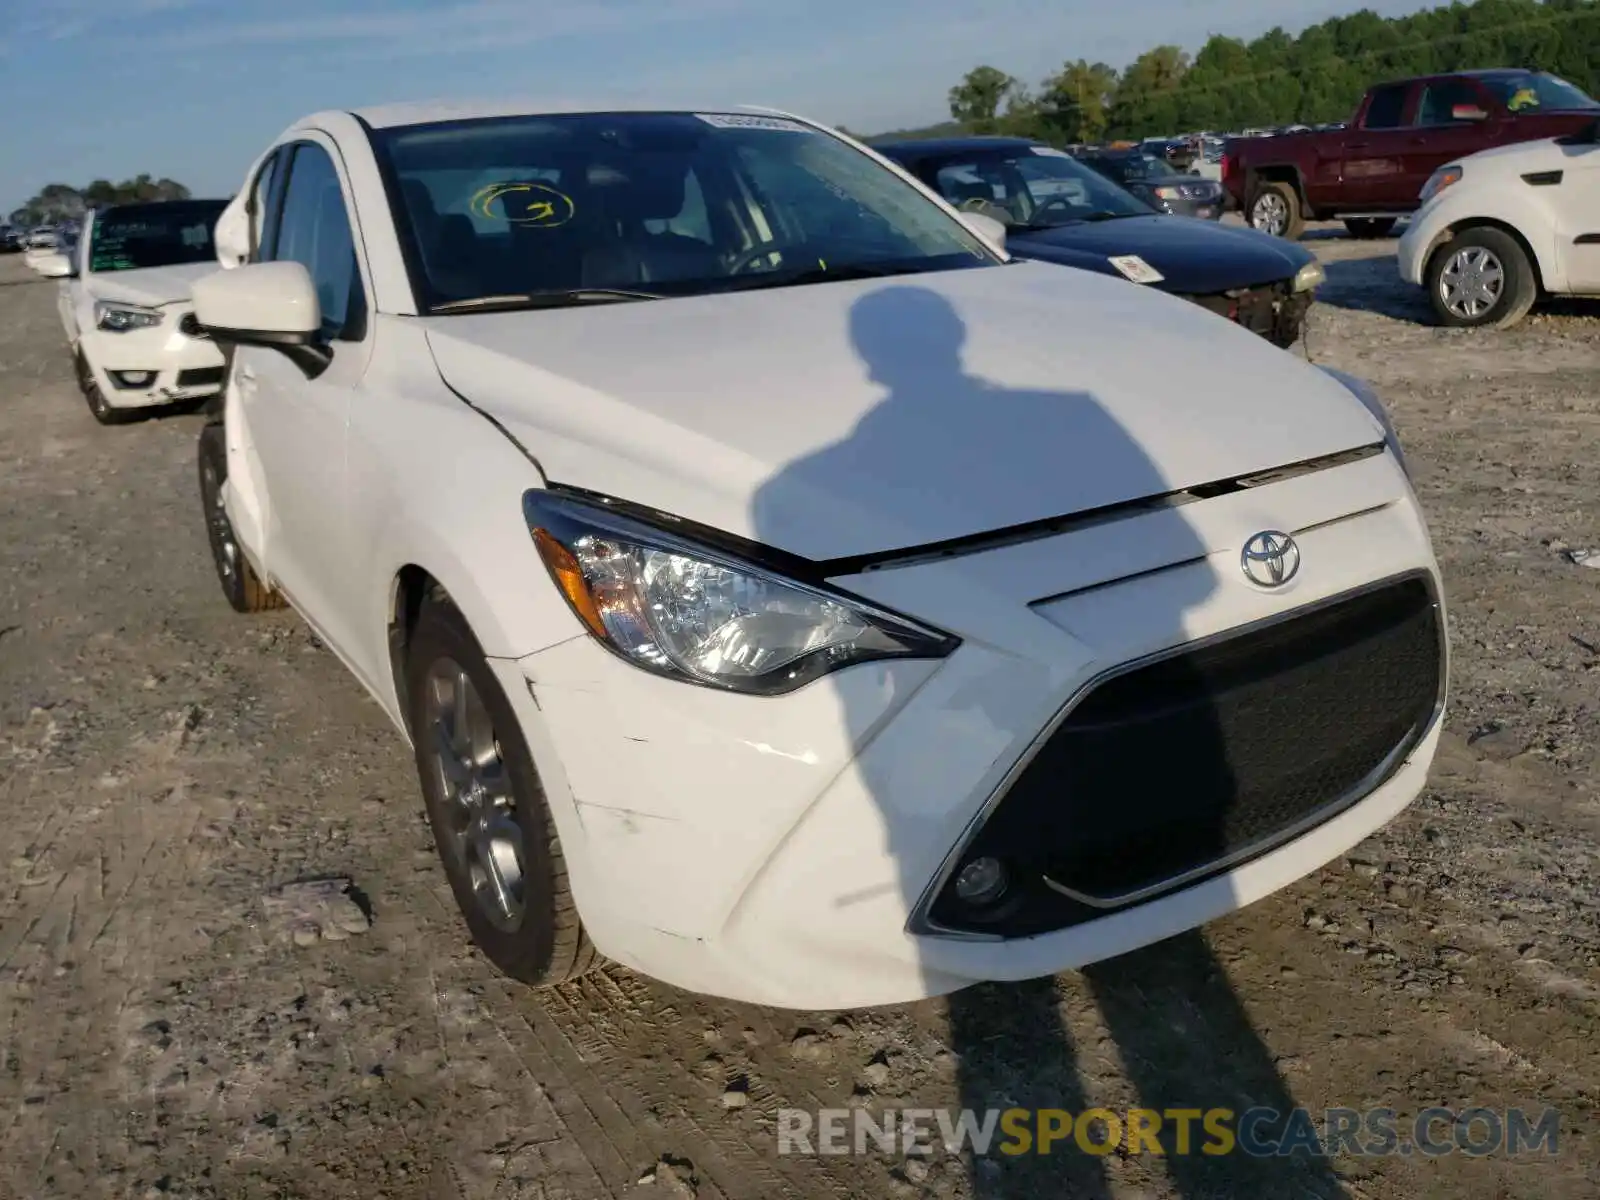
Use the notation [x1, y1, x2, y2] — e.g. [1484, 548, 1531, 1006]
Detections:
[79, 310, 225, 409]
[493, 449, 1445, 1009]
[1184, 283, 1312, 349]
[1397, 212, 1442, 286]
[1164, 195, 1225, 221]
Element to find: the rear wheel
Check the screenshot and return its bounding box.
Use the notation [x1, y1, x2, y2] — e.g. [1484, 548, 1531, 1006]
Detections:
[1248, 181, 1304, 240]
[1344, 217, 1397, 239]
[1425, 227, 1537, 329]
[407, 591, 599, 987]
[197, 423, 285, 612]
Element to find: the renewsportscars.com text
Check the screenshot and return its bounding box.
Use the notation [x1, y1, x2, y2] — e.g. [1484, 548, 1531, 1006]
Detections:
[777, 1106, 1560, 1159]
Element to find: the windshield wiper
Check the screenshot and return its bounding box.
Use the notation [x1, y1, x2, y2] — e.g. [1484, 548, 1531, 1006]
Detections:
[1013, 211, 1141, 231]
[714, 261, 934, 293]
[430, 288, 664, 314]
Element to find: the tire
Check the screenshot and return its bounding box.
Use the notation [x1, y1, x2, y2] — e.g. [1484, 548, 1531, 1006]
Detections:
[197, 423, 286, 613]
[1248, 181, 1304, 240]
[1425, 227, 1537, 330]
[407, 590, 599, 988]
[1343, 217, 1397, 239]
[77, 351, 133, 426]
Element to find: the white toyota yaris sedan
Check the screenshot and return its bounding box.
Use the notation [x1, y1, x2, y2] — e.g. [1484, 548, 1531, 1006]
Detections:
[36, 200, 232, 423]
[190, 100, 1447, 1010]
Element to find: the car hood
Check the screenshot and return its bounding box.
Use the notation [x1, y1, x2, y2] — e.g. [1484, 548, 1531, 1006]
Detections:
[424, 260, 1384, 561]
[1457, 134, 1582, 175]
[1010, 216, 1313, 293]
[86, 262, 215, 308]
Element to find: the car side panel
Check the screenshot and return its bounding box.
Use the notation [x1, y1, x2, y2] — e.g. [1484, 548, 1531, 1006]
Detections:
[340, 318, 581, 727]
[1552, 144, 1600, 292]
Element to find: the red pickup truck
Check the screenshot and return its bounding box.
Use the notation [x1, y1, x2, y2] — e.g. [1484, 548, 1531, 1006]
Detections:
[1223, 69, 1600, 239]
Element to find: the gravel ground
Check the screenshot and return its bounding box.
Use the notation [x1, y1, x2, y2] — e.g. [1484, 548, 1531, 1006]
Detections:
[0, 227, 1596, 1200]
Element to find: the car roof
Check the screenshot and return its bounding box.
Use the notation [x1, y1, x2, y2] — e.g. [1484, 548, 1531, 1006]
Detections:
[94, 198, 229, 218]
[342, 98, 808, 130]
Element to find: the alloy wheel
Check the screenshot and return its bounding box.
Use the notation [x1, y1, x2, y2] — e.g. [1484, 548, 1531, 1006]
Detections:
[424, 658, 526, 933]
[1438, 246, 1504, 320]
[201, 460, 238, 586]
[1251, 193, 1288, 237]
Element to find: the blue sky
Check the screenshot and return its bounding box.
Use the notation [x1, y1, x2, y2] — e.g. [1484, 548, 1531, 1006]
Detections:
[2, 0, 1442, 212]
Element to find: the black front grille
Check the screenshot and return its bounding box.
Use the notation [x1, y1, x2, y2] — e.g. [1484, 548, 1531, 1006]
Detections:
[928, 577, 1442, 936]
[176, 366, 224, 388]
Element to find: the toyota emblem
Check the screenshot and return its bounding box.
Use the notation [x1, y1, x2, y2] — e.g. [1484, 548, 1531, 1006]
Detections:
[1241, 530, 1301, 588]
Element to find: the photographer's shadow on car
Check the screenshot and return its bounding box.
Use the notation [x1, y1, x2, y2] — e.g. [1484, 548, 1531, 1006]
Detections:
[752, 284, 1347, 1199]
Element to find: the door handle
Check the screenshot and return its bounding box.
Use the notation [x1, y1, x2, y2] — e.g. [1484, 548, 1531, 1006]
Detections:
[1346, 141, 1369, 150]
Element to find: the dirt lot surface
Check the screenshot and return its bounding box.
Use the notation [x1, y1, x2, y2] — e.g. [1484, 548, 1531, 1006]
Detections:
[0, 227, 1596, 1200]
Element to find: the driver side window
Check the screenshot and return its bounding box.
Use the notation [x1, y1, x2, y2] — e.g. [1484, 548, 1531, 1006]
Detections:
[263, 143, 367, 342]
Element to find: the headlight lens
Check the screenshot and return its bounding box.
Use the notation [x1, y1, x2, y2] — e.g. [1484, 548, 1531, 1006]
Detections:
[1152, 185, 1180, 200]
[1419, 164, 1463, 204]
[1317, 366, 1410, 479]
[1292, 260, 1326, 292]
[525, 492, 957, 694]
[95, 301, 163, 332]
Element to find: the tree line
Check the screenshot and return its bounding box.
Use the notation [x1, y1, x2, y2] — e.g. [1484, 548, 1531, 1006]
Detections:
[933, 0, 1599, 144]
[8, 176, 193, 229]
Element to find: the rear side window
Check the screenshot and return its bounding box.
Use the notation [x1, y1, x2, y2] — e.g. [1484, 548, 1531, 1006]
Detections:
[1363, 85, 1410, 130]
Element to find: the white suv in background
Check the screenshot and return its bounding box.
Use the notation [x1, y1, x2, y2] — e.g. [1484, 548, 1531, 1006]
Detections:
[1400, 124, 1600, 328]
[37, 199, 231, 423]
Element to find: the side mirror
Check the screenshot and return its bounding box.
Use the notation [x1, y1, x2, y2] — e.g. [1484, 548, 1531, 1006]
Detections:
[1451, 104, 1489, 122]
[34, 252, 73, 278]
[192, 260, 330, 376]
[957, 210, 1007, 251]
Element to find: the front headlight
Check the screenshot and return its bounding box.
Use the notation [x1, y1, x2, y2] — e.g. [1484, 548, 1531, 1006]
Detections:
[1292, 260, 1325, 292]
[525, 491, 958, 695]
[1152, 185, 1180, 200]
[1317, 366, 1410, 479]
[1419, 164, 1463, 205]
[95, 300, 163, 332]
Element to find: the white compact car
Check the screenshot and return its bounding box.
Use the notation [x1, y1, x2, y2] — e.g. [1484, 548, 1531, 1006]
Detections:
[35, 200, 231, 423]
[189, 100, 1447, 1010]
[1400, 124, 1600, 328]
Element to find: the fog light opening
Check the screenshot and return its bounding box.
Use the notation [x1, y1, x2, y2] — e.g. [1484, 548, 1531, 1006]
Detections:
[953, 856, 1009, 907]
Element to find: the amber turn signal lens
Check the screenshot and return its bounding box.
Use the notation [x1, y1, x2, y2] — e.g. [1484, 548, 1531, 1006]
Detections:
[532, 528, 607, 639]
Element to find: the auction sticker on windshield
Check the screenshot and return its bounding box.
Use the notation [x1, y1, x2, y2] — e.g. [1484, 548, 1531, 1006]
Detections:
[694, 113, 807, 132]
[1108, 255, 1165, 284]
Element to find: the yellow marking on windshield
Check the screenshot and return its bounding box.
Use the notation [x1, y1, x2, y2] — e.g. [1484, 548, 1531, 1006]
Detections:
[469, 182, 576, 229]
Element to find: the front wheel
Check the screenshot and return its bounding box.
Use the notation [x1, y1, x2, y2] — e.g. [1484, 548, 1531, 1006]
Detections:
[197, 423, 285, 612]
[1248, 182, 1304, 240]
[1425, 228, 1537, 329]
[407, 591, 599, 988]
[76, 351, 132, 426]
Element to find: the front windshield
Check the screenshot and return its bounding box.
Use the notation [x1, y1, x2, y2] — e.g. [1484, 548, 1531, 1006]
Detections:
[929, 148, 1151, 229]
[372, 111, 997, 309]
[87, 201, 227, 273]
[1482, 72, 1599, 113]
